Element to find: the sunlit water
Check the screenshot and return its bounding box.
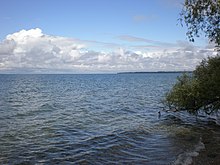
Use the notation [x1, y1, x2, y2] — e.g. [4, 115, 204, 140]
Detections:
[0, 74, 219, 165]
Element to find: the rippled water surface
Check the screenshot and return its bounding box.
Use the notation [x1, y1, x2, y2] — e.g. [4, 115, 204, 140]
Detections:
[0, 74, 220, 165]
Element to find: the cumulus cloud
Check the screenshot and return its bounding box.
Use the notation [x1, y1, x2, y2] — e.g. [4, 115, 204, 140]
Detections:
[0, 28, 86, 72]
[0, 28, 216, 73]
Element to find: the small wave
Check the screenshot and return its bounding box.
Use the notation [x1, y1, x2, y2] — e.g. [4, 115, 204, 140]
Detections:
[38, 102, 65, 112]
[173, 137, 205, 165]
[40, 103, 57, 110]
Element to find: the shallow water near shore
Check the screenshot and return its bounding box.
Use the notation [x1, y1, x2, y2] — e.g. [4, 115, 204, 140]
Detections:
[0, 74, 219, 164]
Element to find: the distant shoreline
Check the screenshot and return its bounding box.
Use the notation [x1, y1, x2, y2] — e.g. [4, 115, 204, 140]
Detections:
[0, 71, 193, 75]
[117, 71, 193, 74]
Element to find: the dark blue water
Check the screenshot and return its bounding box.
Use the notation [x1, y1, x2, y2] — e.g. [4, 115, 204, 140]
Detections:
[0, 74, 219, 165]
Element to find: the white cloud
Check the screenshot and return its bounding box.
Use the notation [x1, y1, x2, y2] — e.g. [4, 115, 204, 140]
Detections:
[0, 28, 216, 73]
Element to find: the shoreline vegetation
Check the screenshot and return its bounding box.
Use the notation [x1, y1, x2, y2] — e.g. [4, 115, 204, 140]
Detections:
[164, 56, 220, 115]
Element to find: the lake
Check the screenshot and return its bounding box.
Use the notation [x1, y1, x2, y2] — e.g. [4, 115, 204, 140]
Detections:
[0, 74, 219, 164]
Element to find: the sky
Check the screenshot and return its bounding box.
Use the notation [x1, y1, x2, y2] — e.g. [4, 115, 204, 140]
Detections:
[0, 0, 216, 73]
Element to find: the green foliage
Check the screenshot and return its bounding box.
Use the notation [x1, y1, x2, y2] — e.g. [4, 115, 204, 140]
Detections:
[165, 55, 220, 114]
[180, 0, 220, 49]
[165, 0, 220, 114]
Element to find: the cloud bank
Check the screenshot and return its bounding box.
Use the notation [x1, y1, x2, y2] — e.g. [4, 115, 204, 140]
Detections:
[0, 28, 216, 73]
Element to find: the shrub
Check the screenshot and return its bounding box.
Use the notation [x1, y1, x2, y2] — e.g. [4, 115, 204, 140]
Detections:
[165, 55, 220, 115]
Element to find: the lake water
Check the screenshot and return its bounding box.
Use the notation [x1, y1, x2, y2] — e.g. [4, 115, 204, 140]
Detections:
[0, 74, 219, 164]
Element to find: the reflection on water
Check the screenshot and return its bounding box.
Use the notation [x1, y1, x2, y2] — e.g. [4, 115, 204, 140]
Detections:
[0, 74, 219, 164]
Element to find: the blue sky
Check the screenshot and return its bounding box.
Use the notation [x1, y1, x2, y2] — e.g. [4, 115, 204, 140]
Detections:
[1, 0, 186, 42]
[0, 0, 215, 73]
